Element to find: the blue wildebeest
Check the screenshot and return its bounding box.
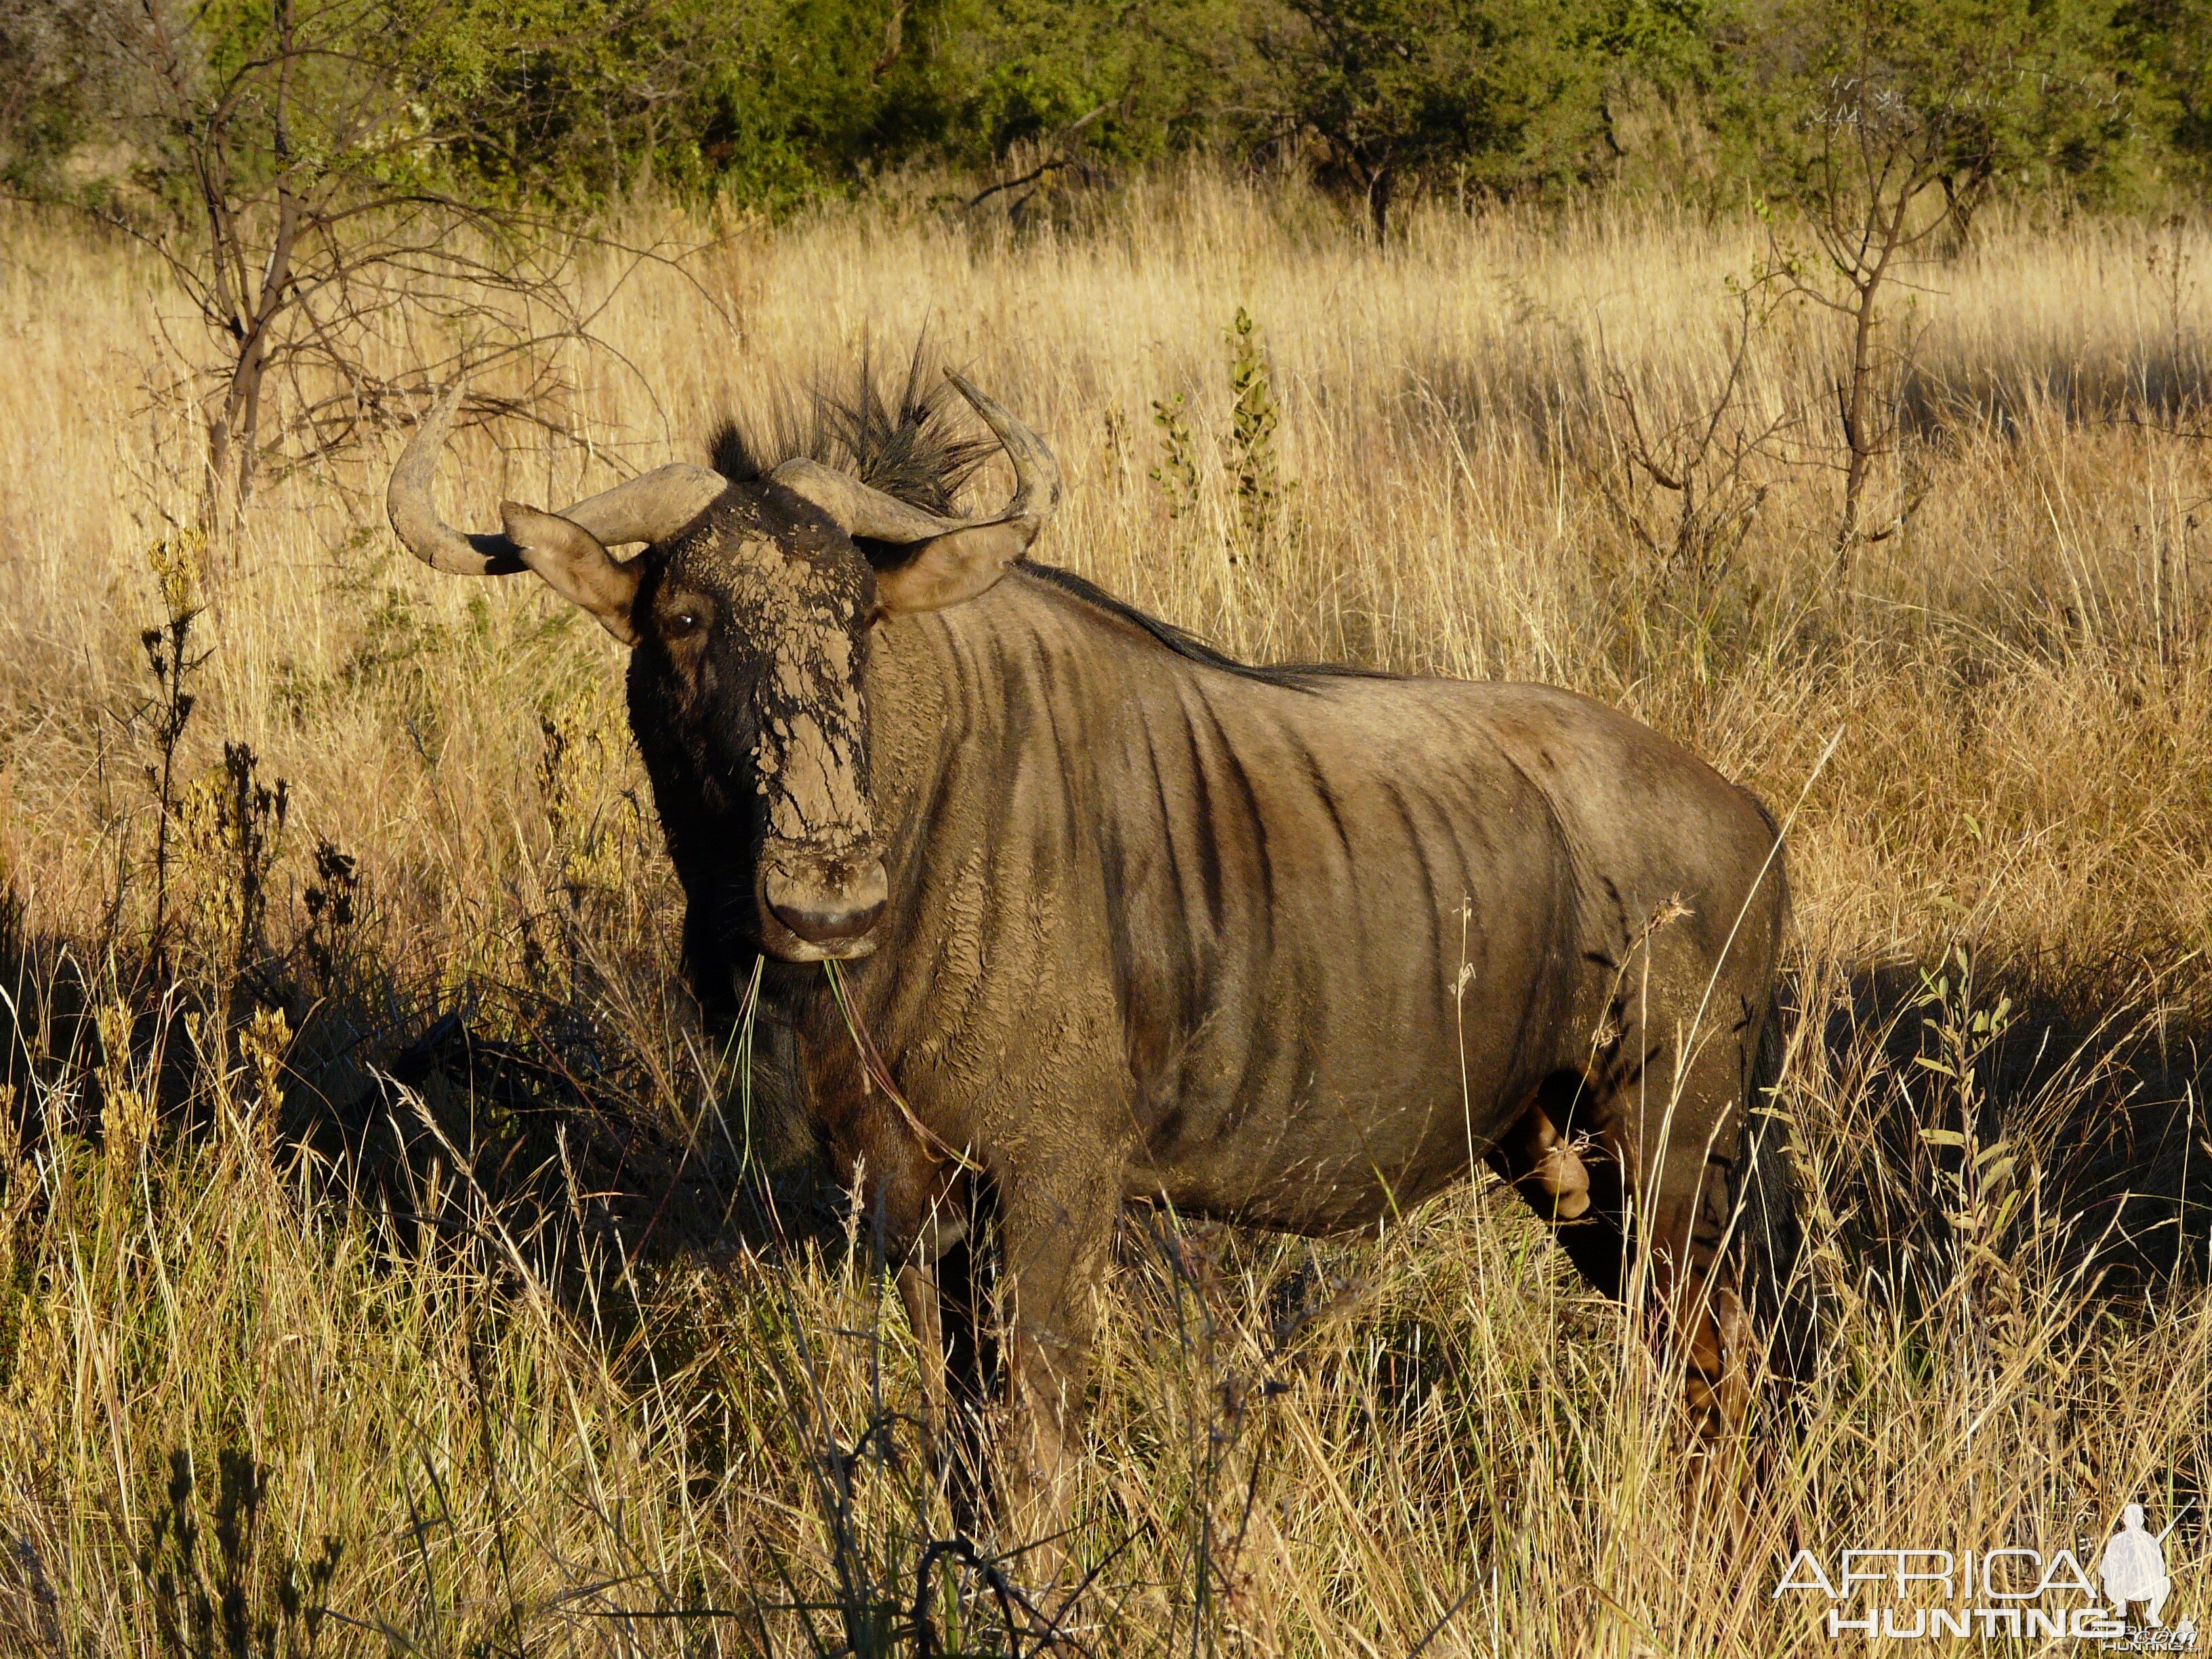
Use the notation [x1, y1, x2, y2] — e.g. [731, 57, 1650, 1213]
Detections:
[386, 359, 1810, 1547]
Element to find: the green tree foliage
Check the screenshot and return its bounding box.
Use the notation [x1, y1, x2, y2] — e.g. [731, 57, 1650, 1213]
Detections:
[3, 0, 2206, 220]
[410, 0, 929, 206]
[0, 0, 125, 185]
[2116, 0, 2212, 185]
[399, 0, 1258, 205]
[1252, 0, 1618, 237]
[1734, 0, 2144, 230]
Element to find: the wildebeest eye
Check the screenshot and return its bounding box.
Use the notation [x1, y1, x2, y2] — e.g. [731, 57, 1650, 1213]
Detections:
[663, 610, 703, 640]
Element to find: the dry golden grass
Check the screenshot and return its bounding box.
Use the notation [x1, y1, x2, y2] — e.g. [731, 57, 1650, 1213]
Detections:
[1, 171, 2210, 1654]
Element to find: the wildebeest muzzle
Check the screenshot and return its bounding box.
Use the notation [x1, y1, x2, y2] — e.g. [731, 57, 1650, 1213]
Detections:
[756, 844, 889, 960]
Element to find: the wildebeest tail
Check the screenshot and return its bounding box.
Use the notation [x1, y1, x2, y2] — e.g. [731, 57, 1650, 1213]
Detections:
[1732, 987, 1822, 1384]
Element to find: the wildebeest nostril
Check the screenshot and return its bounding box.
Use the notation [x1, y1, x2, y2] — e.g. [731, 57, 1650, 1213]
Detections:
[769, 892, 886, 943]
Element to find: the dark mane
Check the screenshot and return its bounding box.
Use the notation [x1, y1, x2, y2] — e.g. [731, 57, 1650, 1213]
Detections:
[708, 340, 994, 516]
[1016, 564, 1393, 691]
[710, 344, 1390, 689]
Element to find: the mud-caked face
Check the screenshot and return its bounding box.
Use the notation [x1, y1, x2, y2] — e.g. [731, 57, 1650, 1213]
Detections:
[627, 487, 888, 964]
[383, 369, 1058, 971]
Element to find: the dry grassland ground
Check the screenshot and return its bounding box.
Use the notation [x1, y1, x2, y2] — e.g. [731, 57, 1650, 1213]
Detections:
[0, 172, 2209, 1654]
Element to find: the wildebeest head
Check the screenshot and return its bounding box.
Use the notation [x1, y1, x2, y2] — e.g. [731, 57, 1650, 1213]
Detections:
[385, 369, 1059, 963]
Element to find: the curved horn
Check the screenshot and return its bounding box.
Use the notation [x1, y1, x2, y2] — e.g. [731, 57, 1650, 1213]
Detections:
[556, 464, 729, 548]
[387, 386, 527, 575]
[945, 370, 1059, 533]
[765, 372, 1060, 552]
[765, 458, 964, 543]
[388, 388, 731, 575]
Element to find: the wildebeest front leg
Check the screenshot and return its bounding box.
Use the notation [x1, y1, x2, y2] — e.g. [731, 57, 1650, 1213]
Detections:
[992, 1165, 1118, 1576]
[897, 1257, 949, 1451]
[893, 1168, 996, 1515]
[898, 1203, 996, 1528]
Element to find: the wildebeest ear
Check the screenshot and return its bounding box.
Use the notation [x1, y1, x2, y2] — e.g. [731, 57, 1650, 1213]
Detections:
[870, 522, 1031, 615]
[499, 502, 643, 646]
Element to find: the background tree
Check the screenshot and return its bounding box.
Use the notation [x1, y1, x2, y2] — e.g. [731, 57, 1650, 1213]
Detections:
[5, 0, 2198, 243]
[9, 0, 621, 534]
[1742, 0, 2137, 562]
[1252, 0, 1607, 239]
[408, 0, 1250, 209]
[419, 0, 940, 207]
[0, 0, 130, 182]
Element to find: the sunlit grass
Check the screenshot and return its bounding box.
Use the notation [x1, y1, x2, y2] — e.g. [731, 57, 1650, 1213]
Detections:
[0, 175, 2209, 1653]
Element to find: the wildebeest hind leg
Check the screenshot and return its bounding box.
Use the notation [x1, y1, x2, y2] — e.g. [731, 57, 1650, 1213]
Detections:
[1491, 1063, 1759, 1452]
[1630, 1036, 1763, 1452]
